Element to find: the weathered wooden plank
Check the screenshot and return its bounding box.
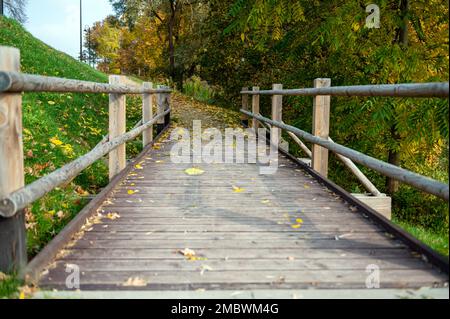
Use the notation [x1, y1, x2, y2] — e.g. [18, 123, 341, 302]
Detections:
[0, 71, 172, 94]
[312, 78, 331, 177]
[142, 82, 153, 147]
[0, 46, 26, 273]
[55, 248, 415, 260]
[83, 223, 379, 232]
[108, 75, 127, 180]
[271, 83, 283, 147]
[40, 269, 447, 288]
[251, 86, 260, 130]
[70, 238, 405, 249]
[240, 82, 450, 98]
[80, 231, 388, 241]
[48, 257, 431, 272]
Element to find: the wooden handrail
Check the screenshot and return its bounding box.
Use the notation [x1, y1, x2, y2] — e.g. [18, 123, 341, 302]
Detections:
[241, 82, 449, 98]
[0, 109, 170, 218]
[241, 109, 449, 201]
[0, 45, 173, 273]
[0, 71, 172, 94]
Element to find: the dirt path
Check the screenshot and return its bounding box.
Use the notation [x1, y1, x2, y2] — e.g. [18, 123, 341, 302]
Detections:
[170, 93, 242, 130]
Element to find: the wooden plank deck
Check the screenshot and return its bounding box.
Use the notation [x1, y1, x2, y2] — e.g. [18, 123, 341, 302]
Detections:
[36, 129, 448, 292]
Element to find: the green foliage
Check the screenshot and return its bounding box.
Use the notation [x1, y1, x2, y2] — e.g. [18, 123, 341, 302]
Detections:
[0, 273, 22, 299]
[0, 17, 144, 258]
[183, 76, 215, 103]
[394, 219, 449, 256]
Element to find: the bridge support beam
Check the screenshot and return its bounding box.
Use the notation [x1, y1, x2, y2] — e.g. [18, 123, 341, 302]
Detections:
[0, 46, 27, 274]
[142, 82, 153, 147]
[312, 78, 331, 177]
[108, 75, 127, 180]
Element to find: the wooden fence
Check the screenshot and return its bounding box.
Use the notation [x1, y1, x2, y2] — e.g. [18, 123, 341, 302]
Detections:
[0, 46, 172, 273]
[240, 79, 449, 214]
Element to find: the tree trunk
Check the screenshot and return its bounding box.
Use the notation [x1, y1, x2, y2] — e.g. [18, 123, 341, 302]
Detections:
[168, 0, 176, 80]
[386, 0, 408, 195]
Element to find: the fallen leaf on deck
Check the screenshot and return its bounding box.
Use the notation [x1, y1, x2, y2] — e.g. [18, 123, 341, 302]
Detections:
[122, 277, 147, 287]
[261, 199, 270, 204]
[135, 164, 143, 170]
[291, 224, 301, 229]
[127, 190, 140, 195]
[303, 184, 310, 189]
[179, 248, 196, 258]
[106, 212, 121, 220]
[155, 160, 164, 164]
[184, 168, 205, 176]
[232, 185, 245, 193]
[287, 256, 295, 261]
[296, 218, 304, 224]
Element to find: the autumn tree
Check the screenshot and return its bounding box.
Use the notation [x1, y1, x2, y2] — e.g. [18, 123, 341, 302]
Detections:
[109, 0, 206, 87]
[1, 0, 27, 23]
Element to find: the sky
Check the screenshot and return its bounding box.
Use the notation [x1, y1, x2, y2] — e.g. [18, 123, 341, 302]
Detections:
[24, 0, 114, 59]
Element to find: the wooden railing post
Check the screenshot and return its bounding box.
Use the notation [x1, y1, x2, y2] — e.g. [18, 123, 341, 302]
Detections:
[241, 87, 249, 127]
[0, 46, 27, 273]
[312, 78, 331, 177]
[164, 86, 171, 128]
[142, 82, 153, 147]
[156, 85, 167, 135]
[271, 84, 283, 147]
[251, 86, 260, 131]
[108, 75, 126, 180]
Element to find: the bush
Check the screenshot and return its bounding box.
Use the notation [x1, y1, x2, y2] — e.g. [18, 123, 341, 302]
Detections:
[183, 76, 215, 103]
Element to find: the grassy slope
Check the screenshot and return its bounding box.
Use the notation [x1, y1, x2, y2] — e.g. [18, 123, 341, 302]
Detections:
[0, 17, 144, 260]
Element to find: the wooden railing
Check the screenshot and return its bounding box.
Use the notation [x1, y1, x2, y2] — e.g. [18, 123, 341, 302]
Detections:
[240, 79, 449, 211]
[0, 46, 172, 273]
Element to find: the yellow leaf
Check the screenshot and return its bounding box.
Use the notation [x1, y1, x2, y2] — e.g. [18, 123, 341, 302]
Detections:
[291, 224, 301, 229]
[179, 248, 196, 258]
[19, 291, 25, 299]
[135, 164, 143, 170]
[122, 277, 147, 287]
[241, 33, 245, 41]
[106, 212, 121, 220]
[47, 101, 56, 105]
[232, 186, 245, 193]
[261, 199, 270, 204]
[296, 218, 304, 224]
[49, 137, 63, 146]
[184, 168, 205, 176]
[304, 184, 310, 189]
[127, 190, 139, 195]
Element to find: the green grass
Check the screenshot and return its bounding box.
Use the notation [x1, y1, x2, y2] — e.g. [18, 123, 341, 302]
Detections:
[393, 219, 449, 256]
[0, 17, 144, 259]
[0, 273, 22, 299]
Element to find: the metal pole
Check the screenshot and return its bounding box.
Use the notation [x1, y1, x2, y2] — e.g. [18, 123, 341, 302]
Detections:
[79, 0, 83, 61]
[0, 0, 4, 16]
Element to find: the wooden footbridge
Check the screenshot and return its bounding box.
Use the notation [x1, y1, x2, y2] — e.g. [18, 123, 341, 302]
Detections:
[0, 46, 449, 298]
